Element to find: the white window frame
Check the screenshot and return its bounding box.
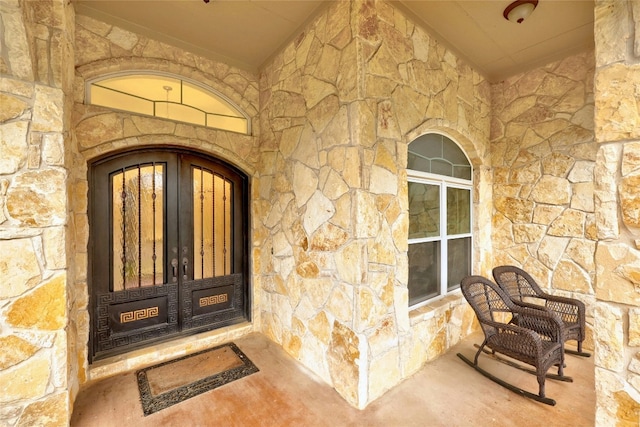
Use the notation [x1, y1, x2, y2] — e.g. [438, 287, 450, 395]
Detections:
[407, 141, 473, 310]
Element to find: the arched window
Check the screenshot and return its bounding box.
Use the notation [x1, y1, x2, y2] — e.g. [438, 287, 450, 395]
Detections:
[86, 72, 250, 134]
[407, 133, 472, 307]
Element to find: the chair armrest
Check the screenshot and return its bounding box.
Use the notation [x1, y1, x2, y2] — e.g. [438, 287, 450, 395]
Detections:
[539, 293, 585, 325]
[485, 320, 547, 360]
[511, 305, 565, 343]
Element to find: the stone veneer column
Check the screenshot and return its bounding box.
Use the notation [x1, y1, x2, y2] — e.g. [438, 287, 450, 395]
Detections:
[258, 0, 491, 409]
[0, 0, 75, 425]
[593, 1, 640, 425]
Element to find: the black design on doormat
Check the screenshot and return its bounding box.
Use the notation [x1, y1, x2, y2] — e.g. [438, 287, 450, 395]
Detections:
[136, 342, 259, 416]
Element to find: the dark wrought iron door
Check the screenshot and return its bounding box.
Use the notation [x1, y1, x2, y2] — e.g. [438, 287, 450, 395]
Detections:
[89, 149, 248, 362]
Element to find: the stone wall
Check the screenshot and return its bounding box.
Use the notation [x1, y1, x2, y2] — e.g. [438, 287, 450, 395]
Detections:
[593, 1, 640, 425]
[490, 50, 597, 350]
[258, 0, 490, 408]
[0, 0, 75, 425]
[71, 13, 262, 386]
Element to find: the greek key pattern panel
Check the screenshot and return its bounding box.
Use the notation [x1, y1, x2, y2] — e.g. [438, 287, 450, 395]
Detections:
[95, 284, 179, 354]
[120, 306, 160, 323]
[182, 273, 244, 330]
[199, 294, 228, 307]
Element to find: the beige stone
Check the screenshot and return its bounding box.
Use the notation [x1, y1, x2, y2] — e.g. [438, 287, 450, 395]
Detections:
[6, 169, 66, 226]
[595, 243, 640, 306]
[620, 174, 640, 228]
[537, 236, 569, 269]
[630, 309, 640, 347]
[0, 93, 29, 122]
[594, 304, 625, 372]
[565, 238, 596, 272]
[494, 196, 534, 223]
[531, 175, 571, 204]
[594, 64, 640, 141]
[327, 321, 362, 408]
[32, 86, 63, 132]
[0, 335, 39, 370]
[17, 392, 68, 427]
[552, 259, 591, 293]
[107, 26, 138, 50]
[43, 226, 67, 270]
[548, 209, 585, 237]
[513, 223, 546, 243]
[310, 223, 349, 251]
[75, 114, 124, 148]
[308, 311, 331, 344]
[533, 205, 564, 225]
[292, 162, 318, 208]
[7, 273, 67, 330]
[0, 355, 50, 403]
[369, 347, 400, 402]
[622, 141, 640, 176]
[570, 182, 594, 212]
[303, 190, 334, 235]
[542, 152, 574, 177]
[327, 287, 354, 322]
[0, 238, 41, 298]
[130, 115, 176, 135]
[0, 121, 29, 174]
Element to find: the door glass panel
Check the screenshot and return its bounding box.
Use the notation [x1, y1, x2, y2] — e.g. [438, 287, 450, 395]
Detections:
[447, 237, 471, 291]
[408, 182, 440, 239]
[112, 164, 164, 291]
[408, 241, 441, 305]
[193, 167, 232, 280]
[447, 187, 470, 235]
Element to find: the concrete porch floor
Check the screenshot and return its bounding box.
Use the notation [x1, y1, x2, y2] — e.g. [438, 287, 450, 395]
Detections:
[71, 332, 595, 427]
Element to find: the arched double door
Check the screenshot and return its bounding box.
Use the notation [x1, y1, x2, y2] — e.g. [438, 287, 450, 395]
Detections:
[89, 148, 249, 361]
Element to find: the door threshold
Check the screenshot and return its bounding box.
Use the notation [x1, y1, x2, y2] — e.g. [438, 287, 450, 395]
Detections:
[87, 322, 253, 384]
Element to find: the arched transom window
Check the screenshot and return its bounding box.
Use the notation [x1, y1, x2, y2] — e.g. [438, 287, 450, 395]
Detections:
[407, 133, 473, 307]
[87, 72, 250, 134]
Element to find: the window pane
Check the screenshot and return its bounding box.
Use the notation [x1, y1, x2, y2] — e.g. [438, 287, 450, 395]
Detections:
[89, 73, 249, 135]
[447, 237, 471, 291]
[156, 102, 206, 126]
[447, 187, 470, 235]
[91, 85, 154, 116]
[409, 241, 441, 305]
[112, 164, 164, 291]
[193, 167, 233, 280]
[408, 134, 470, 179]
[408, 182, 440, 239]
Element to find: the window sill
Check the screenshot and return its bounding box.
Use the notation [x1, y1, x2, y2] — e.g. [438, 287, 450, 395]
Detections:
[408, 290, 463, 326]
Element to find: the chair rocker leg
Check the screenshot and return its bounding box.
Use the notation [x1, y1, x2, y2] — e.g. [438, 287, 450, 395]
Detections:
[473, 344, 573, 382]
[456, 352, 557, 406]
[565, 348, 591, 358]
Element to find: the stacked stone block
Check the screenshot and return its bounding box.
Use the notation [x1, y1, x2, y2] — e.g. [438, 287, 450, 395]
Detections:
[593, 1, 640, 425]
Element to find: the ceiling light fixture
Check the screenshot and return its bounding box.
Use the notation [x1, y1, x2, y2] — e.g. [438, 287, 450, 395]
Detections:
[503, 0, 538, 24]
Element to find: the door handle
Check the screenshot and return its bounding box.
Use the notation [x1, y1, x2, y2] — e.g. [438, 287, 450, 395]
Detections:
[182, 257, 188, 280]
[171, 258, 178, 282]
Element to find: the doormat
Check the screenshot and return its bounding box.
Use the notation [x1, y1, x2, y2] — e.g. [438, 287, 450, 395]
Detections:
[136, 342, 259, 416]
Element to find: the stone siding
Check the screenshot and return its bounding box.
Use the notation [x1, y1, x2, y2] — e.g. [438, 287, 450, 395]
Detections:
[593, 1, 640, 425]
[258, 0, 490, 408]
[1, 0, 638, 424]
[490, 50, 597, 350]
[0, 0, 75, 425]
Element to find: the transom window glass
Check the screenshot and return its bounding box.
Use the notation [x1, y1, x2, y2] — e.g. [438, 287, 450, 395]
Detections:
[87, 72, 250, 134]
[408, 133, 472, 307]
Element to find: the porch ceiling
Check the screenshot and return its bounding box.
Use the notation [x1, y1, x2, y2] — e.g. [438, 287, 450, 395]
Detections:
[72, 0, 594, 83]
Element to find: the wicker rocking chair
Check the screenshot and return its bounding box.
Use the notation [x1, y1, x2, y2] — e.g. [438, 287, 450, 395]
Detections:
[492, 265, 590, 357]
[457, 275, 572, 405]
